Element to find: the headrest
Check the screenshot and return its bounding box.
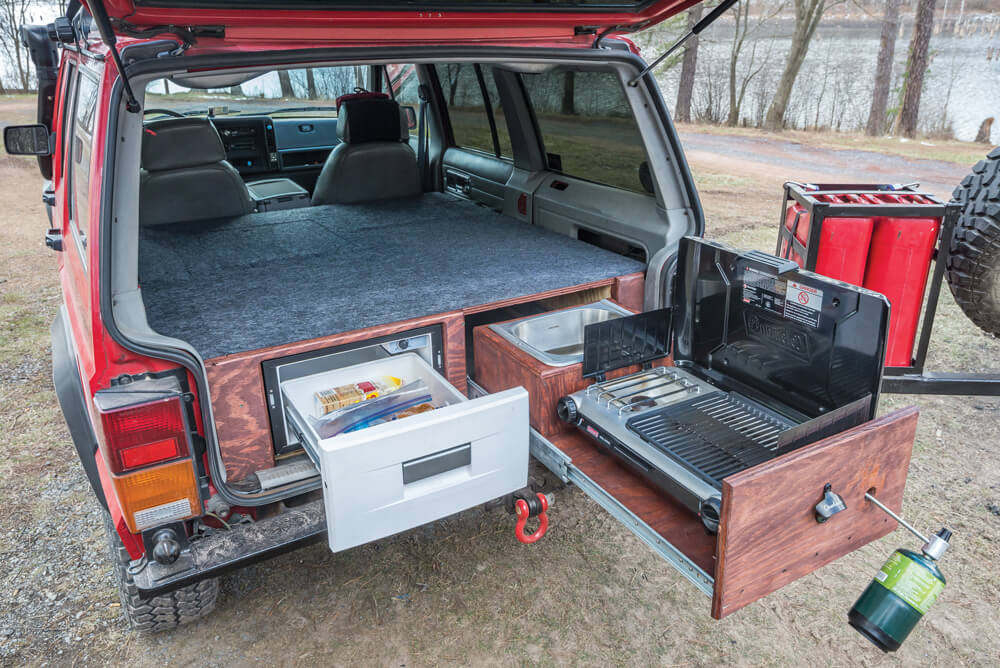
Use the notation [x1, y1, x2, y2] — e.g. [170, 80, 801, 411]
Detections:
[337, 97, 406, 144]
[335, 91, 389, 108]
[141, 117, 227, 172]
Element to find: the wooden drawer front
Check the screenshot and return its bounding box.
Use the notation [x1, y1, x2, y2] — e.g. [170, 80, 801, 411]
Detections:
[712, 406, 919, 619]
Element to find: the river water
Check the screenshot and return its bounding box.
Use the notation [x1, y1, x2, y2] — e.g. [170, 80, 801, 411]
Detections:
[648, 21, 1000, 143]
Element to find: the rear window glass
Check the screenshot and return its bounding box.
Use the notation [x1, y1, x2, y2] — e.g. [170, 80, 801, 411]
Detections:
[435, 63, 511, 159]
[520, 69, 650, 194]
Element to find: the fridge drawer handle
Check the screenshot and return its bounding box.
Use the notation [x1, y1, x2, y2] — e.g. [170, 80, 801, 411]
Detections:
[401, 443, 471, 484]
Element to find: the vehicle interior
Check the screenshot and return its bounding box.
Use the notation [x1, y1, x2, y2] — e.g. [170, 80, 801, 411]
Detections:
[118, 55, 701, 490]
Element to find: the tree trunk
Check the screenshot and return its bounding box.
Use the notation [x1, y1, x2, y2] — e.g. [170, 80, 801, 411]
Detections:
[306, 69, 318, 99]
[675, 4, 703, 123]
[561, 71, 576, 115]
[726, 5, 744, 127]
[866, 0, 902, 136]
[975, 117, 995, 143]
[764, 0, 827, 131]
[277, 70, 294, 98]
[896, 0, 937, 138]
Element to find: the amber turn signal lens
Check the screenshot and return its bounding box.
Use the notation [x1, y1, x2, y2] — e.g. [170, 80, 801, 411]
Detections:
[113, 459, 199, 532]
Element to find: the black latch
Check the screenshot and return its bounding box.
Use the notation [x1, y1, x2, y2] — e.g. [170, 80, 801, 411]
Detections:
[44, 229, 62, 251]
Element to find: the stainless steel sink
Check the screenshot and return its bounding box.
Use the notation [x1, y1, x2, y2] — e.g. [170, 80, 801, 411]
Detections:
[490, 300, 632, 366]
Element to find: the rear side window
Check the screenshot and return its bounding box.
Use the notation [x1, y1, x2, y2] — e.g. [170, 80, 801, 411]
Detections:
[435, 63, 511, 159]
[71, 71, 100, 248]
[520, 69, 650, 194]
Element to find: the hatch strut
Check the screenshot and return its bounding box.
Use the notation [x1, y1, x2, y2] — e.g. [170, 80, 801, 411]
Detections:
[627, 0, 740, 87]
[89, 0, 141, 113]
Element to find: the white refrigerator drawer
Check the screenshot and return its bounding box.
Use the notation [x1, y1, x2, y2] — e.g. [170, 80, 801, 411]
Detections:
[281, 354, 529, 552]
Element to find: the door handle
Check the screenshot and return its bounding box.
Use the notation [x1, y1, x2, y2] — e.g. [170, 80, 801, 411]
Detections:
[45, 229, 63, 252]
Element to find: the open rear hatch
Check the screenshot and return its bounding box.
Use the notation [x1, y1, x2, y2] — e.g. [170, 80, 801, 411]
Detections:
[97, 0, 704, 43]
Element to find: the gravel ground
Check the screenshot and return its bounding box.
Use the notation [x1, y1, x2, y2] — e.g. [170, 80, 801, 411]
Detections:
[2, 95, 999, 665]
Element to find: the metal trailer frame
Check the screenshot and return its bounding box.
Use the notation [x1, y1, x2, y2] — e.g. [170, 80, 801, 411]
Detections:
[775, 182, 1000, 397]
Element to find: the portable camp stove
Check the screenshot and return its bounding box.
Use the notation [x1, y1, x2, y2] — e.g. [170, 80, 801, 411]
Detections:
[557, 237, 892, 532]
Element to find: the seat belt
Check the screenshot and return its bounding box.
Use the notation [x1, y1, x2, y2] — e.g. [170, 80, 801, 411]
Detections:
[417, 84, 430, 190]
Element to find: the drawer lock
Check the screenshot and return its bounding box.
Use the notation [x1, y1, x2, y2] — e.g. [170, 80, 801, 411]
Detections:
[514, 492, 552, 544]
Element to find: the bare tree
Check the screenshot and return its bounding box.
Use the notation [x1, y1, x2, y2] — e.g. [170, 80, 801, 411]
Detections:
[306, 68, 318, 99]
[277, 69, 294, 98]
[866, 0, 902, 136]
[0, 0, 34, 91]
[764, 0, 837, 131]
[674, 4, 704, 123]
[561, 71, 576, 115]
[726, 0, 784, 127]
[440, 64, 462, 106]
[896, 0, 937, 138]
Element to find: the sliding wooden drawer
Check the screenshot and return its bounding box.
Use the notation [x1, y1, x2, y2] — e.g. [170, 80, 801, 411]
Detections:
[533, 406, 919, 618]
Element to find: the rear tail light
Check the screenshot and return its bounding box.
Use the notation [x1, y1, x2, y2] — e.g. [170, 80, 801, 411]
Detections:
[112, 459, 200, 532]
[96, 395, 189, 474]
[93, 379, 201, 533]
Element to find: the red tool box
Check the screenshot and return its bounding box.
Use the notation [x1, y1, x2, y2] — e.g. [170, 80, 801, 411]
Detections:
[775, 183, 960, 383]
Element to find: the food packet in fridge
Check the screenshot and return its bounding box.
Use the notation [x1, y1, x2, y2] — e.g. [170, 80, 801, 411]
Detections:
[313, 375, 403, 417]
[309, 379, 432, 439]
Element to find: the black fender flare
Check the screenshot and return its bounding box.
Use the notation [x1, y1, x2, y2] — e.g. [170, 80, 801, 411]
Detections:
[51, 306, 107, 510]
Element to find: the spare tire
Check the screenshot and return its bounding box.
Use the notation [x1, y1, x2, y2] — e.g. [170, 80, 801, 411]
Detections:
[947, 146, 1000, 337]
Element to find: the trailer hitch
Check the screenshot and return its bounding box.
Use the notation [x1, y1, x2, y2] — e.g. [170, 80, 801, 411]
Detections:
[514, 493, 552, 544]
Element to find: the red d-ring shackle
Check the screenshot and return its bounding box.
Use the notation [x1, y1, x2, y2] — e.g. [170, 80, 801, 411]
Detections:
[514, 493, 550, 544]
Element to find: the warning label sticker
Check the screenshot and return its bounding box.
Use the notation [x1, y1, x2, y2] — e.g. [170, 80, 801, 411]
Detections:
[783, 281, 823, 328]
[742, 267, 787, 317]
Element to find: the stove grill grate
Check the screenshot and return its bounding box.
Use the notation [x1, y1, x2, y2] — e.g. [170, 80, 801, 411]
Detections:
[626, 393, 794, 488]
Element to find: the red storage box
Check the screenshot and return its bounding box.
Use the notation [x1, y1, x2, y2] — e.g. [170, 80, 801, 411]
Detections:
[863, 204, 941, 368]
[780, 193, 874, 285]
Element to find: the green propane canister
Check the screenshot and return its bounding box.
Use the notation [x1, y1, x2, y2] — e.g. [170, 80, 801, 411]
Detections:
[848, 493, 952, 652]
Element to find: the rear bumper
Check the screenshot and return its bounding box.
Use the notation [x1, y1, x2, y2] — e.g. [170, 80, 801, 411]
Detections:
[133, 499, 325, 598]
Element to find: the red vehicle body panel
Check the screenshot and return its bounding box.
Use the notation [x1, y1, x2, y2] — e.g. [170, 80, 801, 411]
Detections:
[94, 0, 699, 44]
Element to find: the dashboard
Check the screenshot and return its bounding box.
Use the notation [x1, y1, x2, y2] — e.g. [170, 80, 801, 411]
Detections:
[212, 116, 340, 181]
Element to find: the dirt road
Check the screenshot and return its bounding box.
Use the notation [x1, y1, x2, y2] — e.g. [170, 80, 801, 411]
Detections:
[678, 129, 973, 196]
[2, 100, 998, 666]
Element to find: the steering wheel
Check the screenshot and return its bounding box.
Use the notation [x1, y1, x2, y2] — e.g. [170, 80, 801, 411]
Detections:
[143, 108, 185, 118]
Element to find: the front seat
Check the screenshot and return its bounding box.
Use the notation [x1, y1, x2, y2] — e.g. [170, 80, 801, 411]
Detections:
[140, 117, 255, 226]
[311, 95, 421, 206]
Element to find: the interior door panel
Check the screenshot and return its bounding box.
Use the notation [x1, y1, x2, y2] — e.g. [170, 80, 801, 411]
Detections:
[531, 173, 671, 266]
[441, 147, 513, 209]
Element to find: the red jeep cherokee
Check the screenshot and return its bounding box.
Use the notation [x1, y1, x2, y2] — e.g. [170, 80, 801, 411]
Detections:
[6, 0, 919, 637]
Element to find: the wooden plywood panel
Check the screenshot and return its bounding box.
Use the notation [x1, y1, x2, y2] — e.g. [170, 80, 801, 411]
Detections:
[205, 311, 466, 482]
[552, 432, 717, 574]
[612, 272, 645, 312]
[712, 406, 919, 619]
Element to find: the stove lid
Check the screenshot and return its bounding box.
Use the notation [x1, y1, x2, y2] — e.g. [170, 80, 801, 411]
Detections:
[671, 236, 890, 418]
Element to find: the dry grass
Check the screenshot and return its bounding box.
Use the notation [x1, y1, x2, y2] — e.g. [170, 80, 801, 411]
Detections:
[1, 99, 998, 665]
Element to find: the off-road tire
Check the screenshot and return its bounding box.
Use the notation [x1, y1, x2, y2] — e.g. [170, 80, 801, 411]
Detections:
[102, 512, 218, 632]
[948, 146, 1000, 336]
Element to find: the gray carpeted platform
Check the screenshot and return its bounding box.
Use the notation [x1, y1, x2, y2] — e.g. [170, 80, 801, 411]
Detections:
[139, 193, 645, 359]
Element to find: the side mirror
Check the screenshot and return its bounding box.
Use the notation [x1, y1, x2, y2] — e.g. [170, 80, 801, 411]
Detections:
[401, 105, 418, 130]
[4, 124, 51, 156]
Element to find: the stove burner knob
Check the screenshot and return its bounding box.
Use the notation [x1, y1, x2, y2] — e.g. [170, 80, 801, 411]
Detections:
[556, 397, 578, 424]
[699, 496, 722, 534]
